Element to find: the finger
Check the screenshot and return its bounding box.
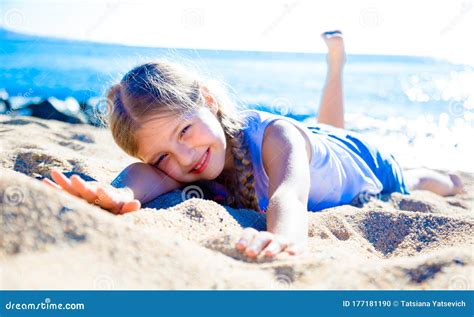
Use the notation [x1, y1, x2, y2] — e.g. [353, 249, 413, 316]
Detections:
[235, 227, 258, 251]
[70, 175, 98, 203]
[96, 187, 124, 214]
[42, 178, 62, 190]
[262, 239, 288, 257]
[245, 231, 273, 258]
[120, 200, 141, 214]
[50, 170, 80, 197]
[286, 242, 307, 256]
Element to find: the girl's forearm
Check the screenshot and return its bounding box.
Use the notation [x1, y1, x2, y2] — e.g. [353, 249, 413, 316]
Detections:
[111, 162, 183, 204]
[266, 194, 308, 243]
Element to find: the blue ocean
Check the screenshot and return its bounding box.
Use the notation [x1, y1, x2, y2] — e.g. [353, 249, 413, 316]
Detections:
[1, 28, 472, 172]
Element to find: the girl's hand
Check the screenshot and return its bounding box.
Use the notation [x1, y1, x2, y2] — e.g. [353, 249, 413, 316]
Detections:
[42, 169, 141, 214]
[235, 228, 306, 259]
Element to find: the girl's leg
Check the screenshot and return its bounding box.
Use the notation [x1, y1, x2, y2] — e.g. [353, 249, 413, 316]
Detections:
[317, 31, 346, 129]
[403, 168, 465, 196]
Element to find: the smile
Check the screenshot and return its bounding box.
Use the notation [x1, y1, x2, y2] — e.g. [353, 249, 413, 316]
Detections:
[190, 148, 210, 174]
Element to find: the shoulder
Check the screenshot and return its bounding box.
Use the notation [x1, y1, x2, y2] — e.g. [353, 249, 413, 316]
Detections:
[262, 119, 312, 172]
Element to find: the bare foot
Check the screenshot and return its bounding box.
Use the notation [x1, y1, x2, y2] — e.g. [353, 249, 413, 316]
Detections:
[404, 168, 466, 197]
[321, 30, 346, 69]
[448, 173, 466, 195]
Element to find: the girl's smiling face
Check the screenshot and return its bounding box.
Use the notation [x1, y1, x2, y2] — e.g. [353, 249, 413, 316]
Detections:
[136, 105, 232, 183]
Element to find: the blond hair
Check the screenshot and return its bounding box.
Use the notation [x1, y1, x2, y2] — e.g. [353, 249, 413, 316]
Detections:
[105, 60, 260, 211]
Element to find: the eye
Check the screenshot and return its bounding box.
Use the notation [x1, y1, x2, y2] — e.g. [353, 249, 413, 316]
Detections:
[180, 124, 191, 137]
[155, 125, 191, 167]
[155, 154, 168, 166]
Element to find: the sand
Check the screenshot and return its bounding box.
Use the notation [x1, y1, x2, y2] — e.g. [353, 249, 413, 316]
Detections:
[0, 114, 473, 290]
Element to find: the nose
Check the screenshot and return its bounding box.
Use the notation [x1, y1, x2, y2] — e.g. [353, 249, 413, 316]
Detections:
[173, 143, 196, 169]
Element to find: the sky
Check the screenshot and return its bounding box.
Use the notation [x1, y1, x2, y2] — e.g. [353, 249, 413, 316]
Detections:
[1, 0, 473, 65]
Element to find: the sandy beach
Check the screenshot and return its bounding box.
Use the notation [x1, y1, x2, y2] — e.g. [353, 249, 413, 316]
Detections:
[1, 114, 472, 290]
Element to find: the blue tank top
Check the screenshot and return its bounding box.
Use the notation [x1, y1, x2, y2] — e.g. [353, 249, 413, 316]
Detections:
[241, 110, 387, 212]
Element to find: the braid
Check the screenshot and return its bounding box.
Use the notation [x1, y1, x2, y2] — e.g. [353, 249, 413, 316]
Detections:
[215, 111, 260, 212]
[228, 131, 261, 211]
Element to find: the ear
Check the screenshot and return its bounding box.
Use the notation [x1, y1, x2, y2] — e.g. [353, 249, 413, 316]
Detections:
[200, 85, 218, 116]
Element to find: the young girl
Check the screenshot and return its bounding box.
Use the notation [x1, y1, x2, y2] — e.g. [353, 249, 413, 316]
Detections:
[44, 31, 464, 259]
